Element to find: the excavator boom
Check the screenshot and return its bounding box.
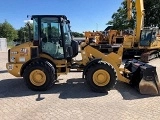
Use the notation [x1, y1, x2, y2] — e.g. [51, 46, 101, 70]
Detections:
[127, 0, 145, 42]
[135, 0, 145, 42]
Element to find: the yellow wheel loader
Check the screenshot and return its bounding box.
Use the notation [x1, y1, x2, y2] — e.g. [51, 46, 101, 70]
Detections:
[6, 15, 160, 95]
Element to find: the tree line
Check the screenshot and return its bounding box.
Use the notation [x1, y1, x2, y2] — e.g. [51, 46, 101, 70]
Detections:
[107, 0, 160, 30]
[0, 20, 84, 43]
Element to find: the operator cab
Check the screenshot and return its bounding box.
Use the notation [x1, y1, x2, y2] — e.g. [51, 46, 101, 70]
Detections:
[140, 27, 159, 46]
[31, 15, 78, 59]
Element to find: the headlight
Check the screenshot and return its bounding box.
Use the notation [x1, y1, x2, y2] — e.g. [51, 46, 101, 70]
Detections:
[10, 56, 15, 62]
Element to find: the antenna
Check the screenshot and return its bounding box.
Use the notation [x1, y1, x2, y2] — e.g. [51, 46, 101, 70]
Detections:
[27, 15, 31, 18]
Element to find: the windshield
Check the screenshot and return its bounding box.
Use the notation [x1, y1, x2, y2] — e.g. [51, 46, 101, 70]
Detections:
[140, 30, 152, 41]
[33, 17, 65, 58]
[140, 29, 153, 46]
[40, 17, 61, 42]
[140, 28, 158, 46]
[32, 16, 73, 59]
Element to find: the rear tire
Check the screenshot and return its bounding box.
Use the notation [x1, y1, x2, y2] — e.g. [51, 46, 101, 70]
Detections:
[23, 60, 55, 91]
[85, 61, 117, 92]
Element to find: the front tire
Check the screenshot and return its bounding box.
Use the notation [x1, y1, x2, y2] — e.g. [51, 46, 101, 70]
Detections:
[23, 60, 55, 91]
[85, 61, 117, 92]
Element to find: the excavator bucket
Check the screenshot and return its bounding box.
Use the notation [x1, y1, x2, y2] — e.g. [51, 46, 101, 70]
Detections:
[124, 59, 160, 95]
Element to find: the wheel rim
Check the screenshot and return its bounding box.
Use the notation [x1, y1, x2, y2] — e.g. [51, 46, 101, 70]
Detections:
[93, 69, 110, 86]
[29, 69, 46, 86]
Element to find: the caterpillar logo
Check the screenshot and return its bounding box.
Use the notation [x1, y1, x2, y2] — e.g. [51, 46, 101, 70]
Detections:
[20, 48, 28, 56]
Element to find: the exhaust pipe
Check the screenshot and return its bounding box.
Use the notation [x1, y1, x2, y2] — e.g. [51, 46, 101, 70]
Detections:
[124, 59, 160, 95]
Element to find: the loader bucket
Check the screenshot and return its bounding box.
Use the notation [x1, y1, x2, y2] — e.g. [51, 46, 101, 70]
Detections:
[124, 59, 160, 95]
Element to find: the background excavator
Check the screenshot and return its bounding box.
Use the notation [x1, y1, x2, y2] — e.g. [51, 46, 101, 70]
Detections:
[84, 0, 160, 63]
[6, 15, 160, 95]
[122, 0, 160, 62]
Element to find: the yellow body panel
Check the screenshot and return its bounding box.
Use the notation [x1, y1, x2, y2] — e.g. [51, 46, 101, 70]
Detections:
[123, 35, 134, 48]
[39, 54, 69, 75]
[6, 42, 34, 77]
[6, 63, 23, 77]
[9, 42, 33, 63]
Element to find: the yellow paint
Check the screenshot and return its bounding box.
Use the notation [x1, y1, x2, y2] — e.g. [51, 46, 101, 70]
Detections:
[127, 0, 132, 20]
[84, 30, 124, 46]
[126, 0, 144, 42]
[39, 53, 67, 65]
[135, 0, 145, 42]
[93, 70, 110, 86]
[6, 63, 22, 77]
[39, 53, 69, 74]
[30, 69, 46, 86]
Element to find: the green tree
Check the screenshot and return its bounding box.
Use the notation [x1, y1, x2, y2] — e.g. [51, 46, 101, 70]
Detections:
[71, 32, 84, 37]
[107, 1, 135, 30]
[51, 26, 60, 37]
[144, 0, 160, 27]
[17, 23, 33, 42]
[0, 20, 18, 42]
[107, 0, 160, 30]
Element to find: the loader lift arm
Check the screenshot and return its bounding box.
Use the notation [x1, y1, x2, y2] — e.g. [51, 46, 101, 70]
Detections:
[79, 42, 160, 95]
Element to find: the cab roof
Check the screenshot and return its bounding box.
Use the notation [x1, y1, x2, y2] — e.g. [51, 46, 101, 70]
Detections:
[31, 15, 67, 19]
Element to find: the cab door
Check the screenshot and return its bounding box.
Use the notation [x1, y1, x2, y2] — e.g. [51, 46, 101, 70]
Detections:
[61, 20, 73, 59]
[40, 17, 65, 59]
